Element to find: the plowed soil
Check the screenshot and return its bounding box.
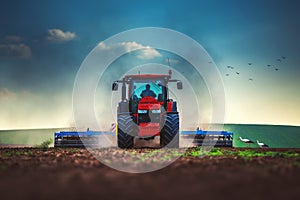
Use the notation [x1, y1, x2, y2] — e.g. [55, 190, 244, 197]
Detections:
[1, 147, 300, 200]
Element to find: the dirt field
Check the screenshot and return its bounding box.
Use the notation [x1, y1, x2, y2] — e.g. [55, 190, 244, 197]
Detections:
[1, 147, 300, 200]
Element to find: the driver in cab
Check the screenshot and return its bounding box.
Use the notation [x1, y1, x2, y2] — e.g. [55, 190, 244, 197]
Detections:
[140, 84, 156, 98]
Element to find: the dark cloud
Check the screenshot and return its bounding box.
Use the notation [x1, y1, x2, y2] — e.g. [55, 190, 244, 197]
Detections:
[0, 35, 31, 59]
[3, 35, 23, 43]
[0, 43, 31, 58]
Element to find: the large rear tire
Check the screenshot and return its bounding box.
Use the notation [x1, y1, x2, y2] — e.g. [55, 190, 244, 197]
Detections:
[160, 114, 179, 148]
[117, 115, 135, 149]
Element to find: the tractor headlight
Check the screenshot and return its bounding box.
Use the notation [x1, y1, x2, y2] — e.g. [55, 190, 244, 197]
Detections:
[138, 110, 148, 114]
[151, 109, 161, 114]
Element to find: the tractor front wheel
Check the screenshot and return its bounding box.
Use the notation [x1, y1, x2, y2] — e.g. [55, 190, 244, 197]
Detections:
[117, 115, 135, 149]
[160, 114, 179, 148]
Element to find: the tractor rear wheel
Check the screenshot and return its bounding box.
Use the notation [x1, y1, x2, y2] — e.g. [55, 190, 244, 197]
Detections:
[117, 115, 135, 149]
[160, 114, 179, 148]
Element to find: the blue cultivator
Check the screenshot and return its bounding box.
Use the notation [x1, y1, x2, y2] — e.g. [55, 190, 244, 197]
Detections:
[181, 129, 233, 147]
[54, 130, 113, 147]
[54, 129, 233, 148]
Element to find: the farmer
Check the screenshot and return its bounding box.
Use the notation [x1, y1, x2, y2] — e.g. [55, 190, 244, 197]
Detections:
[140, 84, 156, 98]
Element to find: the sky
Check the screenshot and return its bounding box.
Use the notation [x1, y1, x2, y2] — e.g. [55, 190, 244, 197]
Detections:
[0, 0, 299, 129]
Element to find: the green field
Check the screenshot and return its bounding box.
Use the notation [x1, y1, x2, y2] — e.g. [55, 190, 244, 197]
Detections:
[0, 128, 60, 146]
[0, 124, 300, 148]
[223, 124, 300, 148]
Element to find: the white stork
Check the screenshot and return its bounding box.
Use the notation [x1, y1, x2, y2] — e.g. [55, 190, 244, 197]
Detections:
[257, 140, 269, 148]
[239, 137, 254, 147]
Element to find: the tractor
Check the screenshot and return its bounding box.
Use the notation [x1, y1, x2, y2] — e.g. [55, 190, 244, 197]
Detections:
[112, 70, 182, 148]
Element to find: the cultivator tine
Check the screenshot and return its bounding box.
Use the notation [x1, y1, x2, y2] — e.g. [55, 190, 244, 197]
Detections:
[181, 130, 233, 147]
[54, 130, 114, 148]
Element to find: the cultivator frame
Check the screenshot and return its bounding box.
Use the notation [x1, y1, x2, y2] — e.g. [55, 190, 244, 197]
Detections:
[54, 131, 113, 147]
[181, 130, 233, 147]
[54, 129, 233, 148]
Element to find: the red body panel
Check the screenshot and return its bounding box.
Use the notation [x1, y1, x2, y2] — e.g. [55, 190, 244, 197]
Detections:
[138, 97, 161, 110]
[137, 96, 162, 137]
[139, 96, 159, 104]
[138, 123, 160, 137]
[167, 101, 173, 112]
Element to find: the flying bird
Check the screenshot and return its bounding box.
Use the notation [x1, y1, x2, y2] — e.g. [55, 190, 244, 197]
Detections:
[227, 65, 234, 69]
[281, 56, 286, 59]
[275, 68, 279, 71]
[249, 78, 253, 81]
[257, 140, 269, 148]
[248, 63, 252, 66]
[277, 58, 282, 62]
[267, 64, 271, 67]
[226, 74, 229, 76]
[236, 72, 240, 75]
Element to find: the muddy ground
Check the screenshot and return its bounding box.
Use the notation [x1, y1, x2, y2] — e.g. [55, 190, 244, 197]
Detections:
[0, 147, 300, 200]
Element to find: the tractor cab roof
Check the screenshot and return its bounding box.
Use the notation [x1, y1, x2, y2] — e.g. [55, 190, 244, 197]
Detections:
[124, 74, 171, 81]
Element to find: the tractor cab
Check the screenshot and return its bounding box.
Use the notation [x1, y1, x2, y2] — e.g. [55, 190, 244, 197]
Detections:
[113, 73, 182, 113]
[128, 75, 172, 114]
[112, 70, 182, 148]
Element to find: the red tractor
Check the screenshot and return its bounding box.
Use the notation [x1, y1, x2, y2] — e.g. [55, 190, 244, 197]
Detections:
[112, 70, 183, 148]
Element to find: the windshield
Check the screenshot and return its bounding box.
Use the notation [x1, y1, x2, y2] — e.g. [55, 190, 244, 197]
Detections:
[131, 80, 163, 100]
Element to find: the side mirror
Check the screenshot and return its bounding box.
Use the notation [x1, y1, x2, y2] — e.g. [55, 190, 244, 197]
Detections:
[177, 81, 183, 90]
[112, 82, 118, 91]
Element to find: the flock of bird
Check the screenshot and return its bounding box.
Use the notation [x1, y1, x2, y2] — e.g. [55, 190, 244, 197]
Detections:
[224, 56, 286, 81]
[238, 136, 269, 148]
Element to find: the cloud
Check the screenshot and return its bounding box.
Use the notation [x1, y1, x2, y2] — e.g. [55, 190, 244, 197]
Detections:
[0, 43, 32, 58]
[46, 29, 77, 43]
[0, 88, 17, 101]
[137, 46, 161, 59]
[98, 41, 162, 59]
[0, 35, 31, 58]
[4, 35, 23, 43]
